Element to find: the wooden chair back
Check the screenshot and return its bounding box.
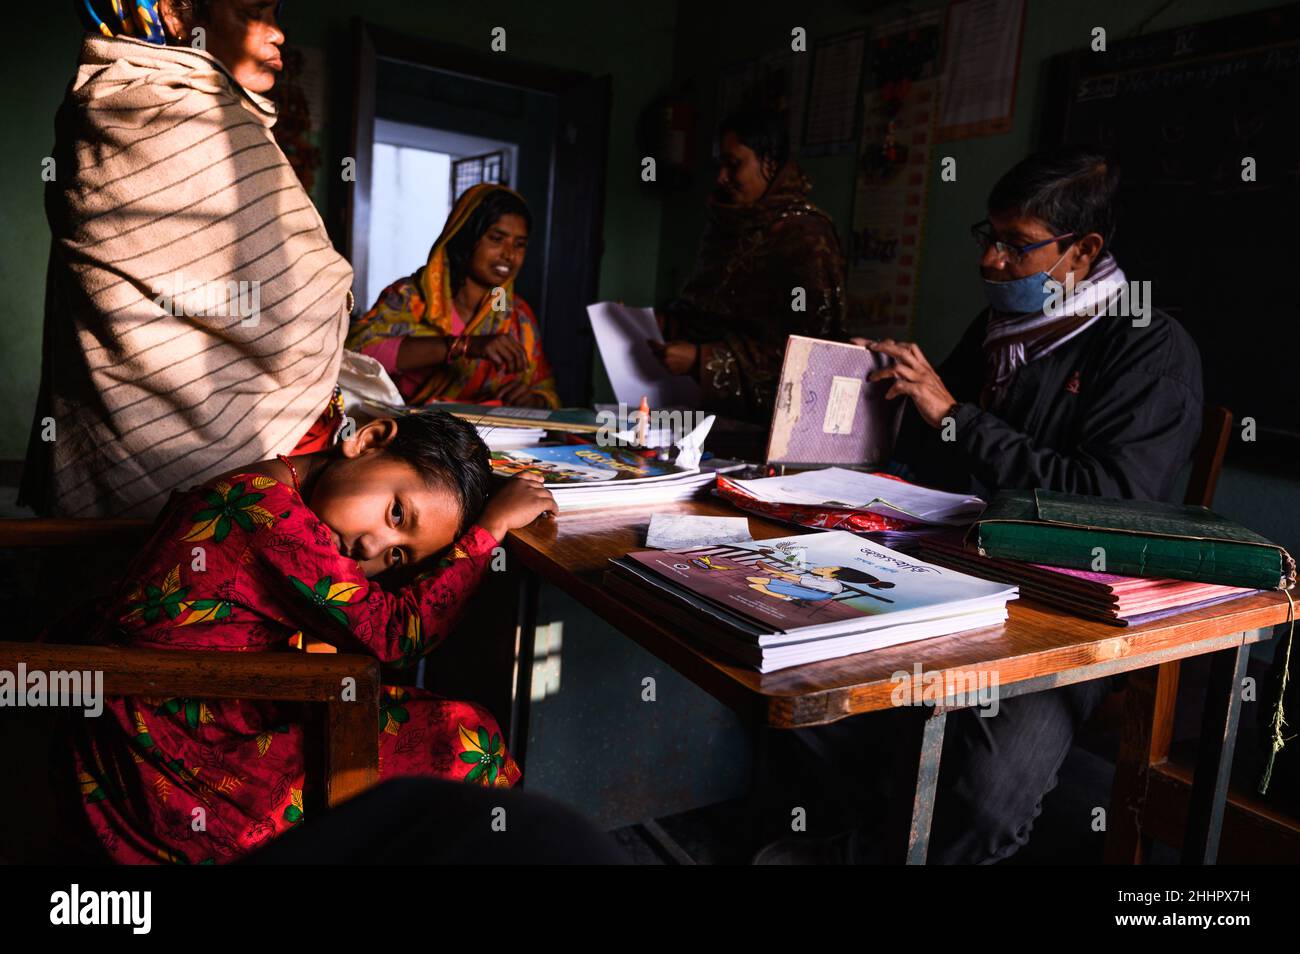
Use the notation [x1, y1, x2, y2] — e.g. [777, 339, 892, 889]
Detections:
[0, 518, 380, 861]
[1184, 406, 1233, 507]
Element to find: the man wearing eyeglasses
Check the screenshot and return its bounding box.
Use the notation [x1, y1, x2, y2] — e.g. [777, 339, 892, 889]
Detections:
[864, 146, 1201, 504]
[756, 146, 1203, 865]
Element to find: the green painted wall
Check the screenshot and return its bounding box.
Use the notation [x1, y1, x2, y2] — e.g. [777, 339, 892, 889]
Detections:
[0, 8, 84, 463]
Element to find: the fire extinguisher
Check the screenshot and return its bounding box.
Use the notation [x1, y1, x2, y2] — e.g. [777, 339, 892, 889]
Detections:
[638, 92, 697, 192]
[660, 97, 697, 175]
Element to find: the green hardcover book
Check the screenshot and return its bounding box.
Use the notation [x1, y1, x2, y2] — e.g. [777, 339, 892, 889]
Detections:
[971, 490, 1296, 591]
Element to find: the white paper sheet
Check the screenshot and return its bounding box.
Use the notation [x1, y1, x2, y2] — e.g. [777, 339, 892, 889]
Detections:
[586, 302, 702, 408]
[728, 468, 985, 526]
[645, 513, 753, 550]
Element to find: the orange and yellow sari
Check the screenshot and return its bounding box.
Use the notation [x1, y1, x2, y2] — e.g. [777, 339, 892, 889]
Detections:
[347, 184, 560, 408]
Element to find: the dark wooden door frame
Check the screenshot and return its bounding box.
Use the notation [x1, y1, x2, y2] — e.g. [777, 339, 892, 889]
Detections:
[343, 21, 377, 308]
[342, 19, 610, 405]
[542, 73, 611, 407]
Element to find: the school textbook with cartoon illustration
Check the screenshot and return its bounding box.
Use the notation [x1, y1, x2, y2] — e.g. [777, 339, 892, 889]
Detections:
[605, 530, 1018, 671]
[489, 445, 689, 485]
[490, 445, 747, 511]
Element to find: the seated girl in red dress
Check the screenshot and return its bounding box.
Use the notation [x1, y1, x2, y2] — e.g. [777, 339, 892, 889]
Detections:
[65, 410, 555, 864]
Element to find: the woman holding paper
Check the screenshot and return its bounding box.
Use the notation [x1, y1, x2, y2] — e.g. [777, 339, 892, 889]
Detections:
[348, 185, 560, 409]
[652, 108, 847, 424]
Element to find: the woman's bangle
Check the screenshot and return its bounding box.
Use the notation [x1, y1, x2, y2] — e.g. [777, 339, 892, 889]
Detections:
[445, 336, 468, 364]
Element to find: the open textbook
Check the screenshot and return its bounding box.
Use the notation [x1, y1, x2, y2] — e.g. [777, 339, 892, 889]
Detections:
[606, 530, 1017, 671]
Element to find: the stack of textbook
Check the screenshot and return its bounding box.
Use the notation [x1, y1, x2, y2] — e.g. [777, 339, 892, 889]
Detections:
[918, 490, 1296, 624]
[969, 490, 1295, 591]
[490, 445, 743, 511]
[604, 529, 1018, 672]
[435, 401, 602, 435]
[920, 537, 1255, 626]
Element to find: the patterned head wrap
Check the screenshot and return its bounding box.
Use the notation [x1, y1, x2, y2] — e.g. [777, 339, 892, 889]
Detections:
[78, 1, 284, 45]
[79, 0, 167, 43]
[414, 183, 528, 337]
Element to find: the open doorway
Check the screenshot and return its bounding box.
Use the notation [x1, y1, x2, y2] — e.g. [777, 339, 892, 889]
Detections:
[344, 22, 611, 406]
[366, 120, 518, 310]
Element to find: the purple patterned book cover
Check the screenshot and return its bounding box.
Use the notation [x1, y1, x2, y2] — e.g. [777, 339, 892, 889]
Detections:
[766, 336, 898, 466]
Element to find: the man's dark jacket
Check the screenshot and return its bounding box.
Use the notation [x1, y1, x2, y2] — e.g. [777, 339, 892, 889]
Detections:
[892, 307, 1204, 503]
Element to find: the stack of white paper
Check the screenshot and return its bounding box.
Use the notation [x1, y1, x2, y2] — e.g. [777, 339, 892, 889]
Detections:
[476, 424, 546, 451]
[549, 471, 710, 510]
[549, 462, 746, 511]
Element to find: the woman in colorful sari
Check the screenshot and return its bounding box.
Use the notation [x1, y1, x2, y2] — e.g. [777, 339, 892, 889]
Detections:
[22, 1, 354, 519]
[348, 185, 560, 409]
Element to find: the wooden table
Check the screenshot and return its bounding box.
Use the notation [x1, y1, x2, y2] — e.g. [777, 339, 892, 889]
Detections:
[505, 499, 1293, 863]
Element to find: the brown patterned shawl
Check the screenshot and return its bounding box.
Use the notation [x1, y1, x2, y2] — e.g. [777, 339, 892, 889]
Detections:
[664, 161, 846, 424]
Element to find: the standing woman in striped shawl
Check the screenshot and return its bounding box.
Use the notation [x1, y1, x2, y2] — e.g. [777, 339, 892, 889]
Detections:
[21, 1, 354, 519]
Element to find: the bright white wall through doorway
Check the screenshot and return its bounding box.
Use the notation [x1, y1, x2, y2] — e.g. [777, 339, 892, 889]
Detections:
[364, 119, 519, 311]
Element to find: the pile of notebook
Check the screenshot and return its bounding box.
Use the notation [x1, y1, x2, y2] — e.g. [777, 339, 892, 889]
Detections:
[435, 401, 602, 435]
[920, 537, 1254, 626]
[490, 445, 744, 511]
[922, 489, 1295, 625]
[605, 529, 1018, 672]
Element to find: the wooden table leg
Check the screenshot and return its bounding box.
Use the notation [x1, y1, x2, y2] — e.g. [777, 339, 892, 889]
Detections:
[1104, 661, 1180, 864]
[742, 723, 776, 851]
[509, 571, 541, 780]
[883, 706, 947, 865]
[1181, 640, 1250, 864]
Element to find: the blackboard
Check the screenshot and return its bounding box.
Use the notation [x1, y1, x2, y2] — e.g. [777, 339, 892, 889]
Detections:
[1047, 3, 1300, 447]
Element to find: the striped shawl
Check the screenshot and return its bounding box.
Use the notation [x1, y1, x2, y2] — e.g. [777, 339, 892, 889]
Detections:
[22, 35, 352, 518]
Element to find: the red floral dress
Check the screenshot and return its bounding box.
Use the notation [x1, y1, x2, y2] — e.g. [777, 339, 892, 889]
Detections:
[68, 472, 520, 864]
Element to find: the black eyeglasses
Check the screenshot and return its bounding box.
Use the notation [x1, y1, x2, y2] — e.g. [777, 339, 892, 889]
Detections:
[970, 220, 1074, 264]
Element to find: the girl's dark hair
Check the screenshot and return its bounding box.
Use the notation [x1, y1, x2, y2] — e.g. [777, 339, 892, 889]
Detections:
[444, 189, 532, 293]
[718, 108, 791, 171]
[384, 409, 491, 536]
[987, 146, 1121, 252]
